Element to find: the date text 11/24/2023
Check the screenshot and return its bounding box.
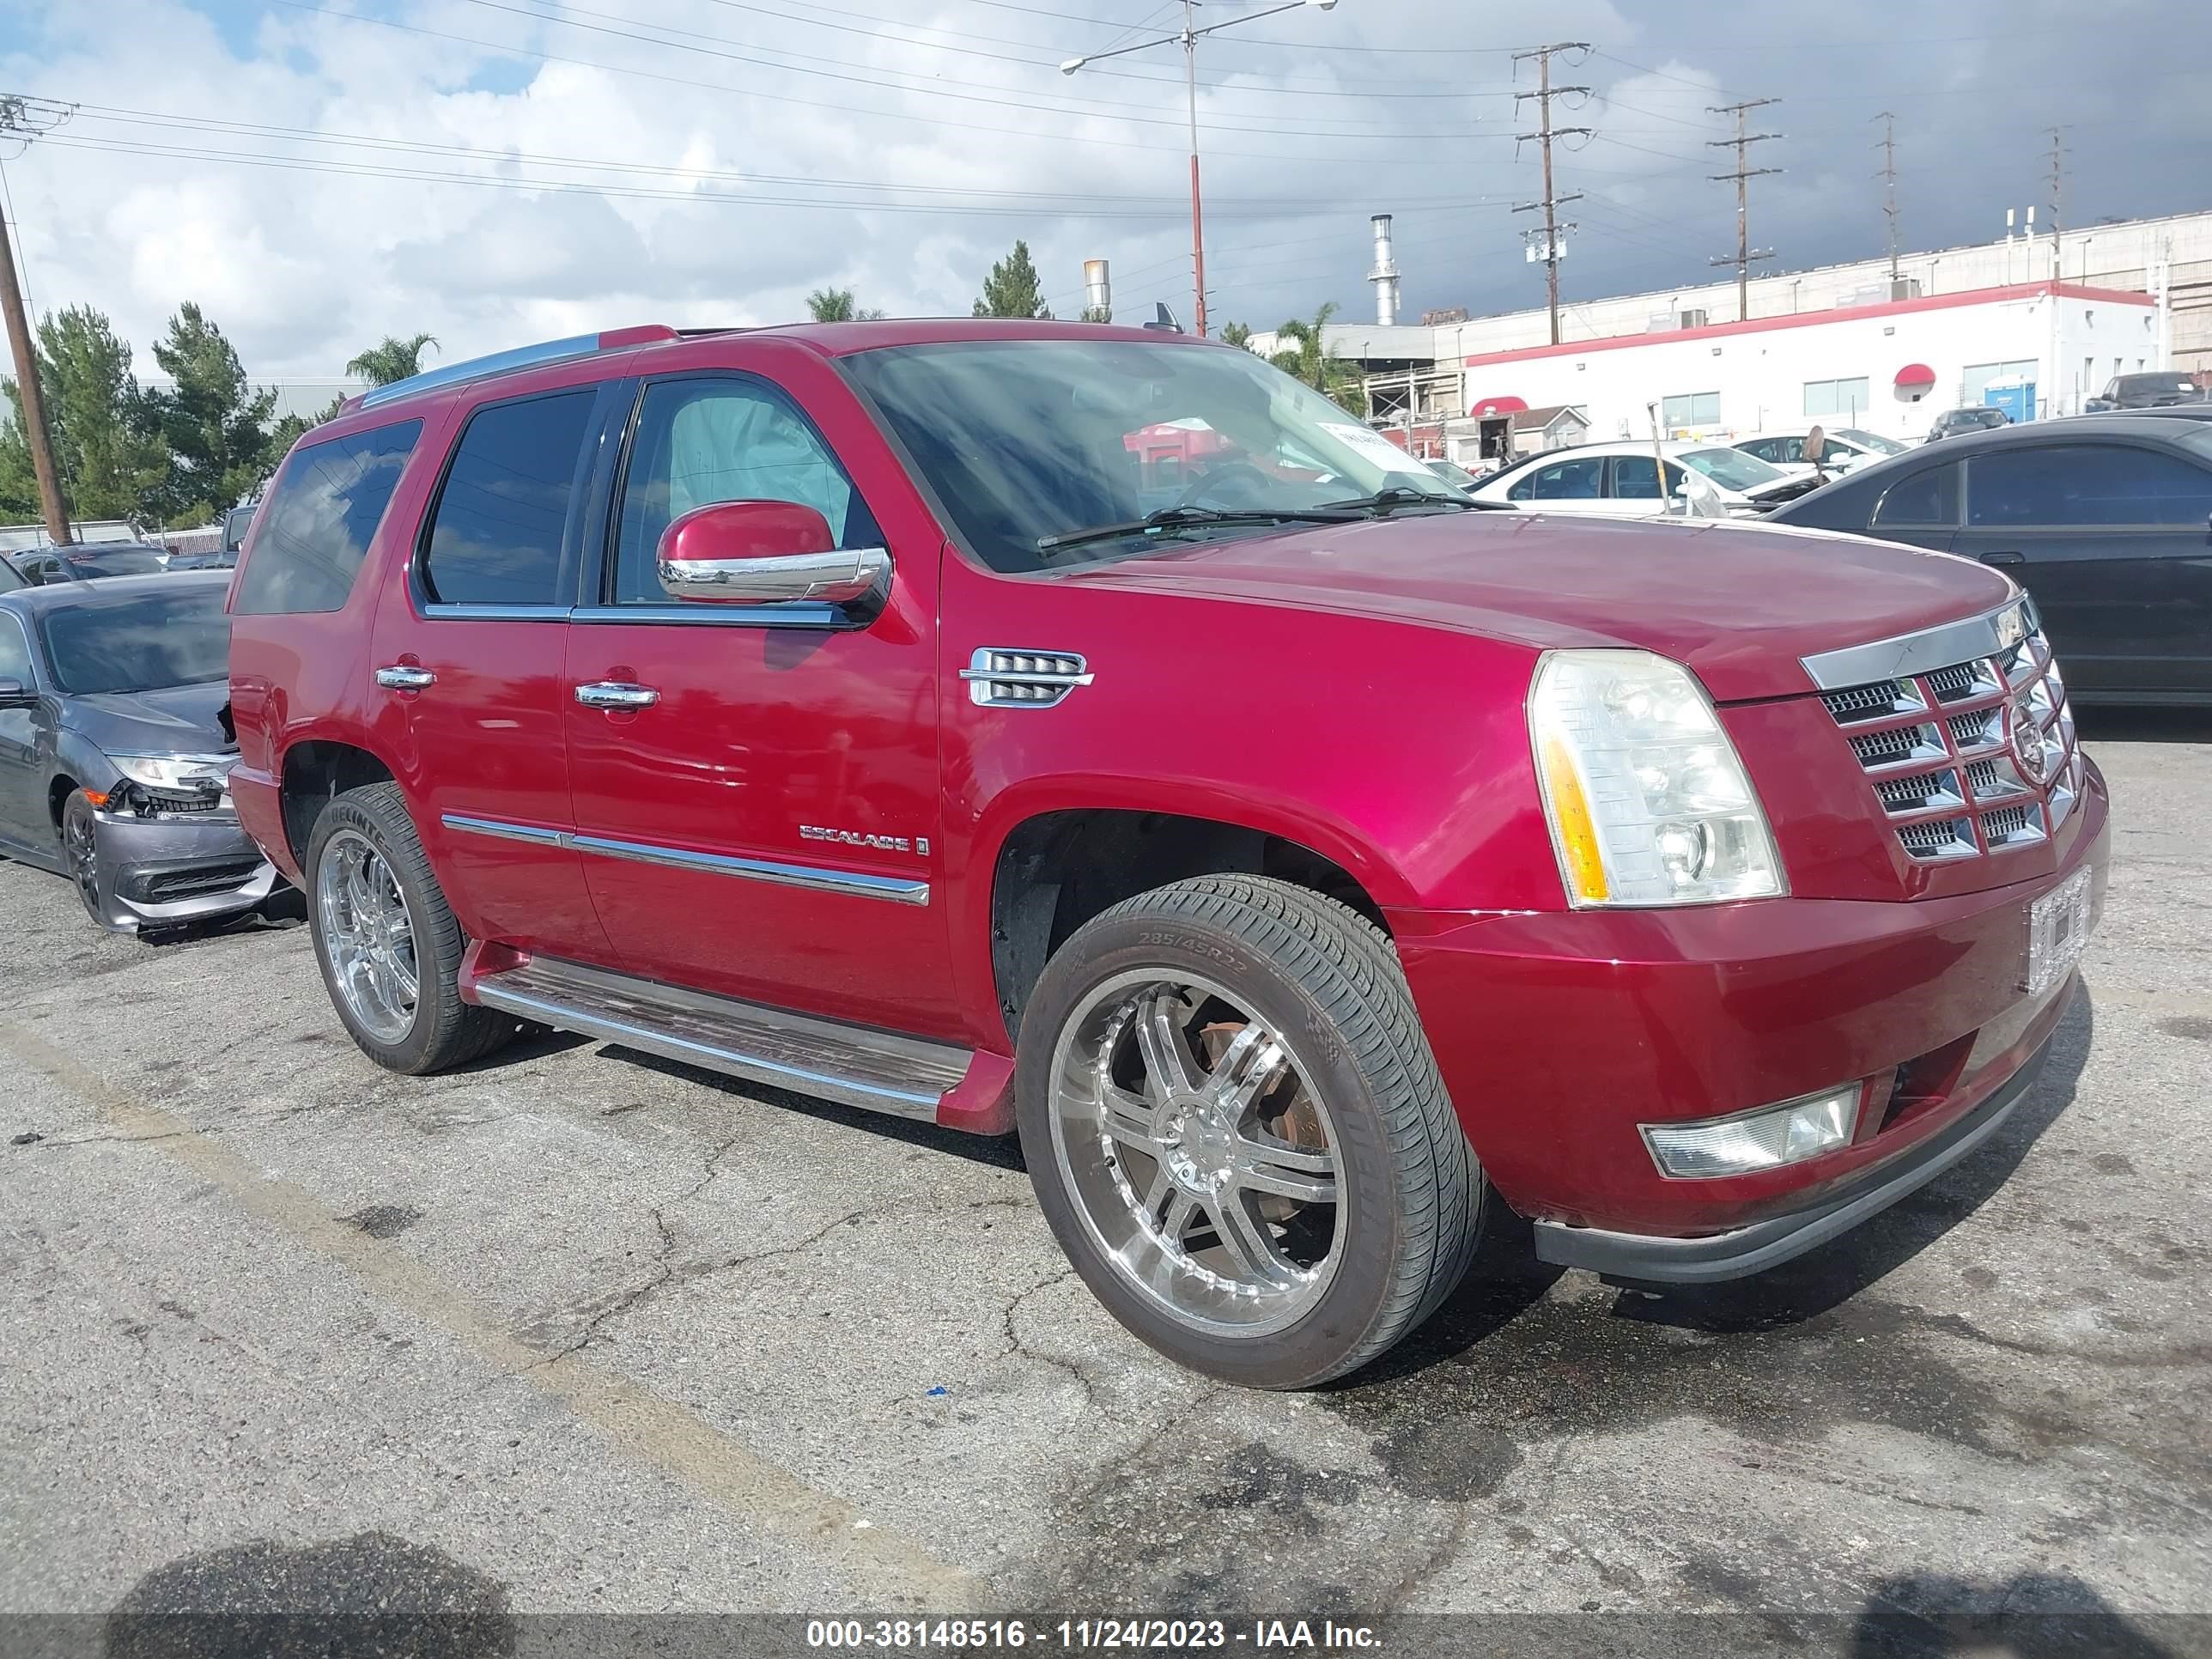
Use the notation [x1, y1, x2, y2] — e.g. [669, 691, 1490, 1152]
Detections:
[805, 1619, 1382, 1650]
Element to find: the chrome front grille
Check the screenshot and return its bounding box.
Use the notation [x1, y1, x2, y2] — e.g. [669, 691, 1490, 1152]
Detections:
[1809, 605, 2080, 865]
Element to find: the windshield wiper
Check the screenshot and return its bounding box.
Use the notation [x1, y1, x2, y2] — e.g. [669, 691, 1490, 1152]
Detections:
[1317, 485, 1492, 514]
[1036, 502, 1362, 557]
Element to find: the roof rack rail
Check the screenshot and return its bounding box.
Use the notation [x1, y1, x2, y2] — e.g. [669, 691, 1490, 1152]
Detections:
[357, 325, 684, 410]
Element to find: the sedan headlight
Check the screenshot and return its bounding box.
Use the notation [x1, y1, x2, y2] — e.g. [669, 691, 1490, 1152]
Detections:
[109, 754, 236, 792]
[1528, 649, 1784, 907]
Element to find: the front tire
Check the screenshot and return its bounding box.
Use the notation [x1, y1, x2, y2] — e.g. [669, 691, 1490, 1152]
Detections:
[62, 789, 119, 933]
[1015, 875, 1485, 1389]
[306, 781, 511, 1075]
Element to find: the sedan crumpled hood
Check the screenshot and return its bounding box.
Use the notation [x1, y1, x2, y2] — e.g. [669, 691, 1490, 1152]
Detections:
[1058, 511, 2015, 702]
[64, 681, 235, 756]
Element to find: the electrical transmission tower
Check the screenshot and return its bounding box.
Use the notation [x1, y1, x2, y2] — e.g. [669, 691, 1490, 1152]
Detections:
[1874, 111, 1899, 286]
[1511, 41, 1591, 347]
[1707, 97, 1782, 323]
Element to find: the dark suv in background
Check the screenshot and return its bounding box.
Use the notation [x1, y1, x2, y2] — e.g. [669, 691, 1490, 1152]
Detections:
[2085, 370, 2205, 412]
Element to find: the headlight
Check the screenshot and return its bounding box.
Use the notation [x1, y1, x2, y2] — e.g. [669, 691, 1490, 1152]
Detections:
[109, 754, 236, 792]
[1528, 648, 1784, 907]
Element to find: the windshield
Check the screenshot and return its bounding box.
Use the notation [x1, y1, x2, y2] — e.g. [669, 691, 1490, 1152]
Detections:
[1835, 428, 1906, 456]
[842, 338, 1457, 572]
[1678, 447, 1788, 492]
[39, 587, 231, 694]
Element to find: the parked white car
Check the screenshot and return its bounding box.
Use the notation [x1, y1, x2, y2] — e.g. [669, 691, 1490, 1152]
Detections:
[1734, 427, 1909, 476]
[1467, 440, 1813, 518]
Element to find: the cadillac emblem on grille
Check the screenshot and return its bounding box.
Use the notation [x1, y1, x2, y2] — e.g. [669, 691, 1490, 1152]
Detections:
[2012, 696, 2046, 782]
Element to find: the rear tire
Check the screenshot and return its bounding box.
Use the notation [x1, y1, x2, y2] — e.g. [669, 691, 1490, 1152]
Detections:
[306, 781, 511, 1074]
[1015, 875, 1485, 1389]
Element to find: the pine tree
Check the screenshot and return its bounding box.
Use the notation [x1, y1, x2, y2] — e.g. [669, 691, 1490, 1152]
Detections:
[971, 240, 1054, 319]
[143, 303, 278, 526]
[0, 306, 166, 524]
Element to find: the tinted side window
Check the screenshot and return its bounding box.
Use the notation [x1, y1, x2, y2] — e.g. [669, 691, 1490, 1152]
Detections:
[1968, 444, 2212, 527]
[1611, 455, 1680, 500]
[1525, 458, 1602, 501]
[421, 391, 598, 606]
[0, 614, 32, 682]
[230, 421, 421, 616]
[611, 378, 880, 605]
[1874, 464, 1959, 527]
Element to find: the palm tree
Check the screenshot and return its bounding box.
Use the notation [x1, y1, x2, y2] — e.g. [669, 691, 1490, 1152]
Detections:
[344, 333, 439, 388]
[807, 287, 886, 323]
[1270, 303, 1366, 416]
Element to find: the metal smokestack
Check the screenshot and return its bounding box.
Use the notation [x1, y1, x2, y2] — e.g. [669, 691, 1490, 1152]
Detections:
[1367, 214, 1401, 326]
[1084, 258, 1112, 322]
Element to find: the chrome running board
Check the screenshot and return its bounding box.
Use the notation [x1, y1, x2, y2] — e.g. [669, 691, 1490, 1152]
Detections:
[469, 955, 971, 1121]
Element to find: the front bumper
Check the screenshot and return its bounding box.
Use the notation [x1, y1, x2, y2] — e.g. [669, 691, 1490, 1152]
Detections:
[1389, 763, 2108, 1251]
[85, 808, 279, 933]
[1531, 1024, 2055, 1283]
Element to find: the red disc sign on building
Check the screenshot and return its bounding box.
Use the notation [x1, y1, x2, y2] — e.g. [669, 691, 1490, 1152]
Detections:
[1894, 362, 1937, 389]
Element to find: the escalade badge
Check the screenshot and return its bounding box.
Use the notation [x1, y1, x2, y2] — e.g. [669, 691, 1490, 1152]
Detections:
[801, 825, 930, 856]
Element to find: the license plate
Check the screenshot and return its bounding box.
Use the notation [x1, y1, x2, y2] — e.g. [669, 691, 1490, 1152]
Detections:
[2025, 866, 2095, 996]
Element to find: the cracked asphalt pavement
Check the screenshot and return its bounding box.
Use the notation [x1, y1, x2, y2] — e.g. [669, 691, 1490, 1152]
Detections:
[2, 714, 2209, 1656]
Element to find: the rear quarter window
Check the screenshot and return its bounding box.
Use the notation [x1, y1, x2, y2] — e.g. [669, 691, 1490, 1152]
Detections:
[233, 420, 423, 615]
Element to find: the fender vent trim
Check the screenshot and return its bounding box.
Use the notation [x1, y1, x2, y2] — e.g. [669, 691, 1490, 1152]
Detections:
[961, 647, 1094, 708]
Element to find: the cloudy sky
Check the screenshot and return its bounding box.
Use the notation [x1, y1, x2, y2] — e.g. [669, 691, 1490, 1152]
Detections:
[2, 0, 2207, 388]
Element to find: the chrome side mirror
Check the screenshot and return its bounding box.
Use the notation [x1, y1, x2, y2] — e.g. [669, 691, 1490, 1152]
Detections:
[654, 500, 890, 607]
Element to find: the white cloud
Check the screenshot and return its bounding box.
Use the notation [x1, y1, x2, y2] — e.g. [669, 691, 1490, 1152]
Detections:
[0, 0, 2203, 387]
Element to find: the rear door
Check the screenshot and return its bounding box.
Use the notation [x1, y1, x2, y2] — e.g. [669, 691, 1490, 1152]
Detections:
[562, 363, 958, 1036]
[1506, 453, 1612, 515]
[1949, 439, 2212, 698]
[370, 382, 617, 962]
[1863, 458, 1964, 556]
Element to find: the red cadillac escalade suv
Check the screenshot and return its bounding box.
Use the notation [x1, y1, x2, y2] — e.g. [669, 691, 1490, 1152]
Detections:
[226, 320, 2107, 1388]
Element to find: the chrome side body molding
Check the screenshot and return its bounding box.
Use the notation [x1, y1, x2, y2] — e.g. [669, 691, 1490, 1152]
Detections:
[439, 815, 929, 905]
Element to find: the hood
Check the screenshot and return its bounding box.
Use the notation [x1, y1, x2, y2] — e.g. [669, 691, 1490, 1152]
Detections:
[64, 681, 236, 757]
[1058, 512, 2014, 702]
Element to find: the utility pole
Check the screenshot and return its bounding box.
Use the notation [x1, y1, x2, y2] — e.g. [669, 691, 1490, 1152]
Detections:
[1874, 112, 1899, 288]
[1707, 97, 1783, 324]
[1062, 0, 1340, 338]
[2047, 127, 2065, 285]
[0, 95, 68, 544]
[1511, 42, 1591, 347]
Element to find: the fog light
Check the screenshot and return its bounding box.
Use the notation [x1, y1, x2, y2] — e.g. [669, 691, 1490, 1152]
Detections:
[1641, 1084, 1861, 1179]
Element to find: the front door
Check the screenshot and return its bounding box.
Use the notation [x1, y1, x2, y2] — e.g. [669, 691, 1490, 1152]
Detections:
[371, 381, 615, 962]
[562, 369, 958, 1038]
[1951, 440, 2212, 699]
[0, 611, 47, 853]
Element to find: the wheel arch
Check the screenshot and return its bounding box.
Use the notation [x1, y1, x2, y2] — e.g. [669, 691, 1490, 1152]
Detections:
[278, 738, 399, 872]
[977, 790, 1412, 1047]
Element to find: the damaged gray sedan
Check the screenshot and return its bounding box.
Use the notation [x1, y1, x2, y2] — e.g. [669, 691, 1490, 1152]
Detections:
[0, 573, 277, 938]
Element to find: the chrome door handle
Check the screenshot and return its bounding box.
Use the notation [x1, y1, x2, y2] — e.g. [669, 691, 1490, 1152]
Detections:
[374, 665, 436, 690]
[574, 681, 659, 710]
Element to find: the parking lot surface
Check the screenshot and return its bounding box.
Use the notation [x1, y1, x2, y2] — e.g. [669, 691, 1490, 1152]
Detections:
[3, 717, 2209, 1656]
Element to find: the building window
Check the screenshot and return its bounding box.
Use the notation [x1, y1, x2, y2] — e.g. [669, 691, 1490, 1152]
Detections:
[1662, 391, 1720, 427]
[1803, 377, 1871, 418]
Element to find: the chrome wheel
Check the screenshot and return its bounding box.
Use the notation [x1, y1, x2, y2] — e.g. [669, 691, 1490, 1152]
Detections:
[1048, 970, 1345, 1338]
[316, 828, 419, 1044]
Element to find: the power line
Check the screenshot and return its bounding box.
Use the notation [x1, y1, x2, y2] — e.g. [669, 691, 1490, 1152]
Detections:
[1511, 41, 1590, 346]
[0, 94, 71, 544]
[1706, 97, 1782, 322]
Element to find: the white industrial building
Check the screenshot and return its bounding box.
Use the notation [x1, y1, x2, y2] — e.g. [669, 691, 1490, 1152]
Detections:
[1245, 207, 2207, 466]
